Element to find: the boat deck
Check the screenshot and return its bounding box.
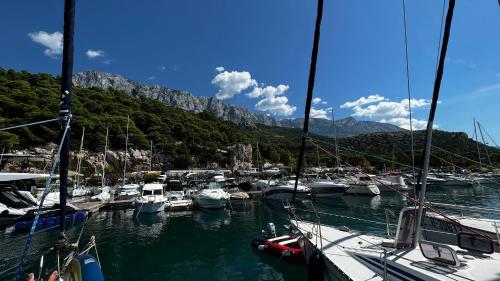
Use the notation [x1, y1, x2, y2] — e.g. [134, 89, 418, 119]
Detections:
[292, 220, 500, 281]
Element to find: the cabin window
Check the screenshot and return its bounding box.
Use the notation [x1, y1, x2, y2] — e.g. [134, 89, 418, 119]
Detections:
[457, 233, 494, 254]
[143, 190, 153, 195]
[154, 189, 162, 195]
[420, 241, 459, 266]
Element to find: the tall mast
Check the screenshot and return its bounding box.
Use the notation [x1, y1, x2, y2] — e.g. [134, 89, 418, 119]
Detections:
[102, 126, 109, 187]
[256, 139, 260, 172]
[292, 0, 324, 203]
[75, 127, 85, 187]
[150, 140, 153, 171]
[477, 122, 492, 167]
[331, 109, 340, 171]
[414, 0, 455, 246]
[123, 115, 130, 186]
[473, 118, 483, 170]
[58, 0, 76, 237]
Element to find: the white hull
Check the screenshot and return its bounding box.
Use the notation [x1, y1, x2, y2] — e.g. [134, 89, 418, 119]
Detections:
[308, 181, 348, 198]
[193, 197, 227, 209]
[136, 200, 166, 213]
[345, 184, 380, 195]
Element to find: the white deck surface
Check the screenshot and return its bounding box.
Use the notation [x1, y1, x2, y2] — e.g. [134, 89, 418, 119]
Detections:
[292, 219, 500, 281]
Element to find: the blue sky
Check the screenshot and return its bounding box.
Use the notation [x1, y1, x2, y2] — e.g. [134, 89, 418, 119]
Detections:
[1, 0, 499, 144]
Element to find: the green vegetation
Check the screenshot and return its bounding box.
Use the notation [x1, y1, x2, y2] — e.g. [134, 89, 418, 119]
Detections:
[0, 67, 498, 171]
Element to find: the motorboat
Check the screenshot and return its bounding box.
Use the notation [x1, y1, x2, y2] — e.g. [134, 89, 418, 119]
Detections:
[306, 179, 349, 198]
[344, 176, 380, 196]
[377, 175, 411, 192]
[262, 180, 310, 201]
[192, 182, 230, 209]
[115, 183, 140, 200]
[91, 186, 111, 202]
[164, 179, 193, 211]
[135, 183, 167, 214]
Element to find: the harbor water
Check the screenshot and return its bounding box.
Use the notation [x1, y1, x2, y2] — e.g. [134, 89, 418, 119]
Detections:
[1, 184, 499, 281]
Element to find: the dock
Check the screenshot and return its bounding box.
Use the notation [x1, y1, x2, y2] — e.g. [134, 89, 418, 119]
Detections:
[74, 200, 135, 213]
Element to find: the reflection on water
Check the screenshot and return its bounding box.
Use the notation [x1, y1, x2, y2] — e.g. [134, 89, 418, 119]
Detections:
[0, 184, 498, 280]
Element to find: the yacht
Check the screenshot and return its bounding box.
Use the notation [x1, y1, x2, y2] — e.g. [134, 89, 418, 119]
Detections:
[306, 179, 349, 198]
[344, 176, 380, 195]
[164, 179, 192, 211]
[135, 183, 167, 214]
[115, 183, 140, 200]
[377, 174, 411, 192]
[192, 182, 230, 209]
[262, 180, 310, 201]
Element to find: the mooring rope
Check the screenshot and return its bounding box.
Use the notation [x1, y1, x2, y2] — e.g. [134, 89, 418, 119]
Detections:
[13, 117, 71, 281]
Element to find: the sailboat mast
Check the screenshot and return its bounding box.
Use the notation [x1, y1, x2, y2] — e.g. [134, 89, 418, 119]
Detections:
[58, 0, 76, 236]
[150, 140, 153, 171]
[123, 115, 130, 186]
[256, 139, 260, 172]
[331, 109, 340, 171]
[102, 126, 109, 187]
[473, 118, 483, 170]
[75, 127, 85, 187]
[292, 0, 324, 203]
[414, 0, 455, 247]
[477, 122, 492, 167]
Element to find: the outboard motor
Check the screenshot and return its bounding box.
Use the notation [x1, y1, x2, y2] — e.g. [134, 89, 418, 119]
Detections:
[266, 222, 277, 238]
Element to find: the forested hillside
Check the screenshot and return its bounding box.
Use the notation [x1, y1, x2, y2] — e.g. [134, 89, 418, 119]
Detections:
[0, 67, 498, 171]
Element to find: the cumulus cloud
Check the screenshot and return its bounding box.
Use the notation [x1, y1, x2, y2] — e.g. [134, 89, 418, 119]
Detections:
[340, 94, 385, 109]
[379, 118, 428, 130]
[342, 95, 433, 129]
[349, 98, 430, 118]
[247, 85, 288, 98]
[310, 107, 328, 119]
[28, 31, 63, 58]
[255, 94, 296, 116]
[215, 66, 225, 72]
[211, 69, 257, 100]
[312, 97, 322, 105]
[86, 49, 105, 58]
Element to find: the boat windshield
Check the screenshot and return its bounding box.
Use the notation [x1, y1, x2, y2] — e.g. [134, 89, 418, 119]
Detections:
[143, 189, 162, 195]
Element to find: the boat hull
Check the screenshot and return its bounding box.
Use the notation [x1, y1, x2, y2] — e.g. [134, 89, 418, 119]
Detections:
[193, 197, 228, 209]
[135, 201, 166, 214]
[345, 184, 380, 196]
[263, 189, 310, 201]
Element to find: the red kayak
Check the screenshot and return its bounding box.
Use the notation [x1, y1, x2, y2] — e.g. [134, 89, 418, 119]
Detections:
[251, 234, 306, 264]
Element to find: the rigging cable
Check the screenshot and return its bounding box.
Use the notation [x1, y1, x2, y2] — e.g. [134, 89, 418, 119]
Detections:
[292, 0, 324, 204]
[401, 0, 416, 199]
[13, 117, 71, 281]
[0, 118, 60, 132]
[478, 122, 499, 148]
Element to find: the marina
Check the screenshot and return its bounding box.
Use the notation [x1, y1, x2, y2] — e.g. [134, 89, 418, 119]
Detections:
[1, 0, 500, 280]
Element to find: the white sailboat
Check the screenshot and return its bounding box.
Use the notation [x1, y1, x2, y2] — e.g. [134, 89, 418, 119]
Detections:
[115, 115, 139, 200]
[71, 127, 89, 197]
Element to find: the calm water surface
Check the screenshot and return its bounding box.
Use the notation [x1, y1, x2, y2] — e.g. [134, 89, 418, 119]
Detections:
[1, 184, 499, 280]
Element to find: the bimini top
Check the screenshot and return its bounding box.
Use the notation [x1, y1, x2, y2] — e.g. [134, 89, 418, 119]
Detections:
[0, 173, 53, 182]
[142, 183, 164, 191]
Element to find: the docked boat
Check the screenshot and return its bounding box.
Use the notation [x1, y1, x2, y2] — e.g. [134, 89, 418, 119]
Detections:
[344, 176, 380, 196]
[164, 179, 193, 211]
[306, 179, 349, 198]
[251, 222, 305, 264]
[115, 183, 140, 200]
[192, 182, 230, 209]
[70, 185, 89, 197]
[262, 180, 310, 201]
[135, 183, 167, 214]
[377, 175, 411, 192]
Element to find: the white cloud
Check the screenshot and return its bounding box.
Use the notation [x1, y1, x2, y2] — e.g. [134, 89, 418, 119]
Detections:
[102, 59, 111, 65]
[255, 94, 296, 116]
[321, 101, 327, 105]
[312, 97, 322, 105]
[159, 65, 166, 71]
[86, 49, 105, 59]
[28, 31, 63, 58]
[310, 107, 328, 119]
[379, 118, 429, 130]
[212, 69, 257, 100]
[340, 94, 385, 109]
[348, 97, 430, 118]
[215, 66, 225, 72]
[247, 85, 288, 98]
[148, 76, 156, 80]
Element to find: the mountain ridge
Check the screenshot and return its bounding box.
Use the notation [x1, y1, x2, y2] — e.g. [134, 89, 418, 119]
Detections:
[73, 70, 404, 137]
